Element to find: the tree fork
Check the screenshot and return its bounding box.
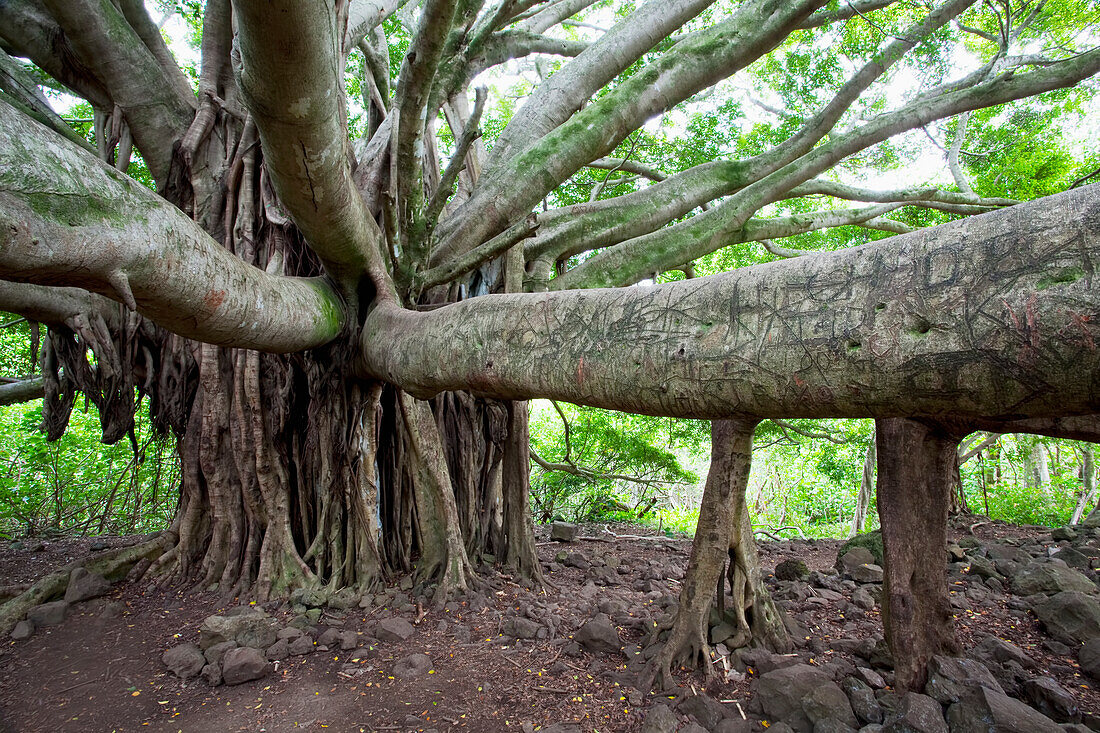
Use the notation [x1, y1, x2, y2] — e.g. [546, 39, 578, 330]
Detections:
[875, 418, 962, 692]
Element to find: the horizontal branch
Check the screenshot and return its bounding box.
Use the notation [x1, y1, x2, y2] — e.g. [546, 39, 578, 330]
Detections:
[363, 184, 1100, 421]
[0, 101, 345, 352]
[0, 376, 44, 406]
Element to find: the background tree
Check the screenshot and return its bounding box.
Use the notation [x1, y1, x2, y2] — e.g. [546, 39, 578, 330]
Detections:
[1, 0, 1100, 689]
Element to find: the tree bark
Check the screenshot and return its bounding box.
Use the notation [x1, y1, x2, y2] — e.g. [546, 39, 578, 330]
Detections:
[850, 432, 875, 537]
[645, 418, 767, 688]
[875, 418, 961, 692]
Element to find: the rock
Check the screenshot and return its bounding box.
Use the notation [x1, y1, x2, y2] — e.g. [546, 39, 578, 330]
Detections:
[392, 652, 432, 678]
[100, 600, 125, 618]
[204, 640, 238, 666]
[1053, 527, 1079, 542]
[222, 646, 270, 685]
[1033, 591, 1100, 644]
[1079, 638, 1100, 679]
[676, 692, 727, 729]
[850, 564, 884, 584]
[287, 635, 315, 655]
[235, 616, 278, 650]
[680, 724, 708, 733]
[946, 544, 967, 562]
[757, 663, 836, 733]
[946, 685, 1061, 732]
[327, 588, 360, 610]
[640, 704, 678, 733]
[838, 531, 884, 566]
[200, 663, 222, 686]
[503, 616, 540, 639]
[713, 719, 752, 733]
[550, 522, 580, 542]
[852, 587, 876, 610]
[265, 638, 288, 660]
[573, 613, 620, 654]
[1054, 547, 1093, 571]
[26, 600, 68, 627]
[1023, 676, 1079, 723]
[337, 630, 359, 650]
[968, 555, 1004, 581]
[317, 627, 341, 647]
[856, 667, 886, 689]
[971, 635, 1038, 670]
[1010, 564, 1096, 596]
[881, 692, 946, 733]
[924, 655, 1003, 705]
[89, 540, 108, 551]
[10, 620, 34, 640]
[776, 558, 811, 581]
[289, 587, 328, 608]
[839, 547, 877, 576]
[842, 677, 883, 725]
[376, 616, 416, 643]
[199, 612, 266, 649]
[64, 567, 112, 603]
[163, 643, 206, 680]
[802, 684, 858, 730]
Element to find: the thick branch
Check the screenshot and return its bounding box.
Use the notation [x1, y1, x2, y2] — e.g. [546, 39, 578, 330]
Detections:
[235, 0, 389, 291]
[0, 376, 44, 406]
[362, 184, 1100, 421]
[0, 101, 344, 352]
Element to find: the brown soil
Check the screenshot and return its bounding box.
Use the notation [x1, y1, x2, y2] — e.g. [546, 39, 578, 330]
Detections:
[0, 519, 1096, 732]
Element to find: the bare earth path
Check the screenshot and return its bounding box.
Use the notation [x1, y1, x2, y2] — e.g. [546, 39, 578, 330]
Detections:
[0, 520, 1096, 732]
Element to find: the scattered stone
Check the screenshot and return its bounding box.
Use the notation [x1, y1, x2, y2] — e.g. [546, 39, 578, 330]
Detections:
[550, 522, 580, 542]
[640, 705, 678, 733]
[204, 640, 237, 666]
[676, 692, 727, 729]
[265, 639, 288, 660]
[100, 600, 125, 618]
[200, 663, 222, 686]
[289, 588, 328, 608]
[1010, 564, 1096, 596]
[392, 652, 432, 678]
[802, 683, 858, 730]
[573, 613, 620, 654]
[757, 663, 836, 732]
[337, 630, 359, 650]
[503, 616, 540, 639]
[838, 531, 884, 566]
[1052, 527, 1079, 542]
[881, 692, 946, 733]
[163, 643, 206, 680]
[775, 558, 810, 581]
[924, 655, 1003, 705]
[317, 627, 341, 647]
[1023, 676, 1079, 723]
[64, 567, 112, 603]
[222, 646, 270, 685]
[27, 600, 68, 627]
[287, 635, 315, 655]
[946, 544, 967, 562]
[1080, 638, 1100, 679]
[850, 564, 884, 584]
[1033, 591, 1100, 644]
[376, 616, 416, 643]
[88, 540, 109, 551]
[851, 587, 876, 610]
[971, 635, 1038, 670]
[838, 547, 876, 576]
[842, 677, 883, 725]
[199, 612, 264, 650]
[235, 616, 278, 650]
[10, 620, 34, 640]
[946, 685, 1061, 732]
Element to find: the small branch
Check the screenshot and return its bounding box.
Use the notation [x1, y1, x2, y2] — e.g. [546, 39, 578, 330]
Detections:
[0, 376, 44, 406]
[760, 239, 808, 259]
[529, 450, 678, 487]
[418, 214, 539, 290]
[586, 157, 667, 182]
[426, 87, 487, 225]
[770, 419, 849, 444]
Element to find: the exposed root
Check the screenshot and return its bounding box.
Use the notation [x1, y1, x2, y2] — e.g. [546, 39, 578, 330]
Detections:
[0, 532, 174, 635]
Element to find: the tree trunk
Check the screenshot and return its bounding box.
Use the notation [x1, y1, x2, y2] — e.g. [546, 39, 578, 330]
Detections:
[875, 418, 961, 692]
[646, 418, 788, 688]
[1072, 446, 1097, 525]
[850, 432, 875, 537]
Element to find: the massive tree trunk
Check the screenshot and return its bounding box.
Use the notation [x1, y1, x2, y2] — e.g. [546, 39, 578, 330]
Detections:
[875, 418, 961, 692]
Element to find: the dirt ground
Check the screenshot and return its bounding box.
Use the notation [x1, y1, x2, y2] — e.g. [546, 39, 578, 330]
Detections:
[0, 520, 1096, 732]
